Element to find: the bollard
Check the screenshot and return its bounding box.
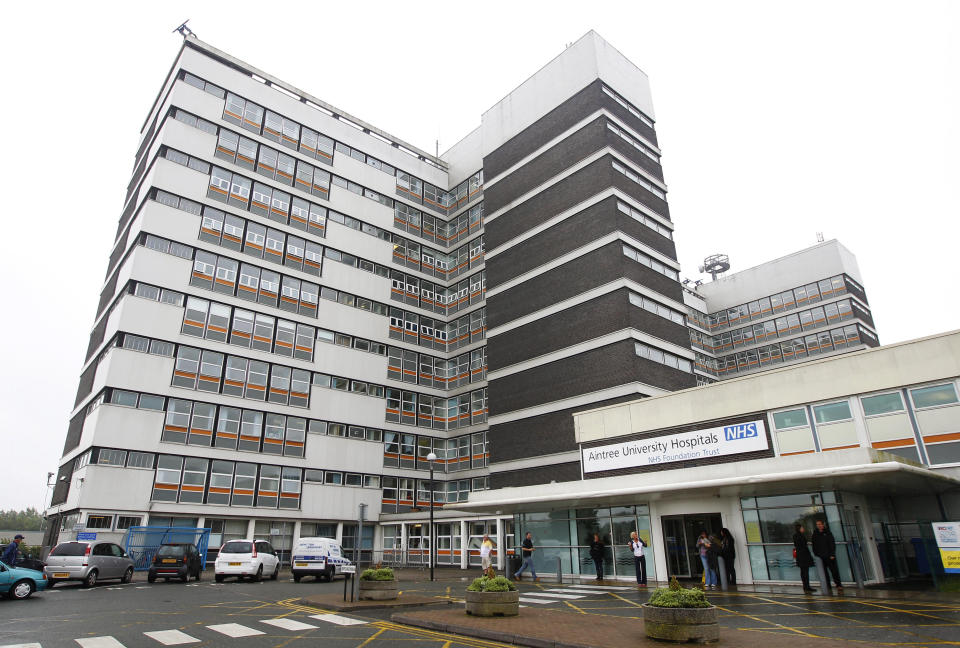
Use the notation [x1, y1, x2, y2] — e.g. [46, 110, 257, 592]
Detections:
[717, 556, 729, 591]
[813, 556, 831, 595]
[557, 557, 563, 584]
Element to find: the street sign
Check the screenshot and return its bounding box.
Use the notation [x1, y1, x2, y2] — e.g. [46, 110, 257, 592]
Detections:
[73, 524, 85, 532]
[76, 532, 97, 541]
[342, 565, 356, 574]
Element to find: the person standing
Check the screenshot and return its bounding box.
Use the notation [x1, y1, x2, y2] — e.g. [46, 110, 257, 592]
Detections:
[719, 528, 736, 586]
[1, 534, 24, 565]
[589, 533, 606, 581]
[696, 531, 718, 589]
[793, 524, 815, 593]
[480, 534, 494, 571]
[812, 519, 844, 591]
[629, 531, 647, 586]
[513, 532, 539, 582]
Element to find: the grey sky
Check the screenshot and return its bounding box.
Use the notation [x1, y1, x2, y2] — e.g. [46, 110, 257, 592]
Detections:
[1, 1, 957, 511]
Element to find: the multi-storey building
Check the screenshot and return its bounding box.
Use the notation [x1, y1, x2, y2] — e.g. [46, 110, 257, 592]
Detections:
[45, 31, 895, 578]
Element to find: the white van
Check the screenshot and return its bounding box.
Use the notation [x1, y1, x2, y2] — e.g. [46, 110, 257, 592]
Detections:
[291, 537, 352, 582]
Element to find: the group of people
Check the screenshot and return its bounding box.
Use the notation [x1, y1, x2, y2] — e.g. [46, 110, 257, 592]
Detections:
[793, 519, 844, 593]
[695, 528, 737, 589]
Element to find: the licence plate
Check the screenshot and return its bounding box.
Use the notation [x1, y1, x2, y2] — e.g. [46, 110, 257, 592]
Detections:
[162, 559, 177, 564]
[229, 562, 241, 566]
[295, 561, 308, 567]
[53, 572, 70, 578]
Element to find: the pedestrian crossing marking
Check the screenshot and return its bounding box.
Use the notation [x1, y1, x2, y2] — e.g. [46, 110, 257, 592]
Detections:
[517, 592, 584, 599]
[569, 584, 634, 590]
[518, 597, 556, 604]
[4, 643, 43, 648]
[546, 588, 616, 594]
[143, 630, 200, 645]
[207, 624, 265, 638]
[309, 614, 368, 626]
[76, 638, 125, 648]
[259, 619, 317, 631]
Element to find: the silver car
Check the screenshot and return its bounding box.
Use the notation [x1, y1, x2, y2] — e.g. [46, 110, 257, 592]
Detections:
[44, 541, 135, 587]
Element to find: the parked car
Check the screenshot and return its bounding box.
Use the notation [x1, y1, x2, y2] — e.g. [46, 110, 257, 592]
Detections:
[291, 537, 352, 582]
[44, 541, 135, 588]
[148, 543, 203, 583]
[0, 560, 48, 599]
[214, 540, 279, 582]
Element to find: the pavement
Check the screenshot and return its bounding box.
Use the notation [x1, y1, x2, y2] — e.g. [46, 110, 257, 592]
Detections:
[2, 568, 960, 648]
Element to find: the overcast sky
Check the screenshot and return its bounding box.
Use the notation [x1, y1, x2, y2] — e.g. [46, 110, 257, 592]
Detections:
[1, 1, 957, 512]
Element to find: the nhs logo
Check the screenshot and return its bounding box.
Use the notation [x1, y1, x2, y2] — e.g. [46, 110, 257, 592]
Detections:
[724, 423, 758, 441]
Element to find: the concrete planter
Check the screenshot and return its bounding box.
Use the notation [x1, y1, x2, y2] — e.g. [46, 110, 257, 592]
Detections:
[642, 604, 719, 644]
[358, 579, 399, 600]
[464, 590, 520, 617]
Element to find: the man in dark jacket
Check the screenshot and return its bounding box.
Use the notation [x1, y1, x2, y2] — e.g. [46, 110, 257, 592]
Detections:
[589, 533, 605, 580]
[1, 535, 23, 565]
[811, 519, 843, 590]
[793, 524, 815, 593]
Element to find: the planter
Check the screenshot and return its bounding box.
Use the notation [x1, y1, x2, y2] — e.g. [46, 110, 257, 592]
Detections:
[359, 579, 399, 600]
[465, 590, 520, 617]
[642, 604, 719, 644]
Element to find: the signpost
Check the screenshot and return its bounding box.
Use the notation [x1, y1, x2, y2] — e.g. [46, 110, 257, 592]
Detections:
[932, 522, 960, 574]
[76, 532, 97, 541]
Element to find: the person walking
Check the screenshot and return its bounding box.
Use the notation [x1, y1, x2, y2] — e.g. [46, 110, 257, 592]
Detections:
[793, 524, 815, 593]
[719, 528, 736, 586]
[628, 531, 647, 586]
[812, 519, 844, 591]
[1, 534, 24, 566]
[513, 532, 539, 581]
[589, 533, 606, 581]
[696, 531, 718, 589]
[480, 534, 494, 571]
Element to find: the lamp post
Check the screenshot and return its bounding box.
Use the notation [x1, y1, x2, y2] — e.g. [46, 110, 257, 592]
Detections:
[426, 451, 437, 581]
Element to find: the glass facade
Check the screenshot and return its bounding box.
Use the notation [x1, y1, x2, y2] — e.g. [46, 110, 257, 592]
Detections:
[513, 506, 654, 579]
[740, 491, 855, 582]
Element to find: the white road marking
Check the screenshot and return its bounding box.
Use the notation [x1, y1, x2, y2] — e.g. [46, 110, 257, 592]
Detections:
[259, 619, 317, 631]
[207, 624, 265, 638]
[518, 596, 556, 604]
[309, 614, 368, 626]
[568, 584, 634, 590]
[546, 588, 616, 594]
[143, 630, 200, 645]
[135, 586, 151, 589]
[4, 643, 44, 648]
[517, 592, 584, 599]
[76, 638, 126, 648]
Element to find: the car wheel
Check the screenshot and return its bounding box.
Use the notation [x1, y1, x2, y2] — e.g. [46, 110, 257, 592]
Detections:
[271, 564, 279, 581]
[324, 566, 335, 582]
[195, 568, 202, 581]
[83, 570, 98, 588]
[11, 579, 35, 600]
[122, 567, 134, 584]
[215, 574, 224, 583]
[180, 571, 189, 583]
[293, 573, 301, 583]
[252, 565, 263, 582]
[147, 573, 157, 583]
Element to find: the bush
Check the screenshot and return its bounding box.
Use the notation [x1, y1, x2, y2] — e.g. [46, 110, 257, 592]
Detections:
[467, 575, 516, 592]
[647, 586, 711, 608]
[360, 567, 395, 581]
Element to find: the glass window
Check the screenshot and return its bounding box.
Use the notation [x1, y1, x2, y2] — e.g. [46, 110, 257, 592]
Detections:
[773, 408, 807, 429]
[861, 392, 904, 416]
[911, 383, 959, 409]
[813, 401, 852, 424]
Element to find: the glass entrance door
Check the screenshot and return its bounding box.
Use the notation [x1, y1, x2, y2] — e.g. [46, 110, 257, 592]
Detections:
[662, 513, 723, 581]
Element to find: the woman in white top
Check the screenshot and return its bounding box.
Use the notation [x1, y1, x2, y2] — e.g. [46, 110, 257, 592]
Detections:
[480, 534, 493, 570]
[629, 531, 647, 586]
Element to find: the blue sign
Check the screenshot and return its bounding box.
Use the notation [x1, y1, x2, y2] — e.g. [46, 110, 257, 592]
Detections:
[724, 422, 759, 441]
[76, 532, 97, 541]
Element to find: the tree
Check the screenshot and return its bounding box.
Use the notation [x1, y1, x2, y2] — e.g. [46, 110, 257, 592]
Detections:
[0, 508, 44, 531]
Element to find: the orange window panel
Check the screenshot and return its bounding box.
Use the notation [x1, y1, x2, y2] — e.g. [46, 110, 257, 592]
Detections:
[780, 449, 815, 456]
[153, 483, 179, 490]
[823, 444, 860, 451]
[180, 485, 204, 492]
[923, 431, 960, 444]
[209, 487, 231, 494]
[233, 488, 254, 495]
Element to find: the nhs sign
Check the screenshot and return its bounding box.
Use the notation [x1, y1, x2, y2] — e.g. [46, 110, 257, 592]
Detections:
[724, 422, 759, 441]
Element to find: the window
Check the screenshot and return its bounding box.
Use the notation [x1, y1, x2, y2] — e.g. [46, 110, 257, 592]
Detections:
[813, 401, 852, 424]
[179, 457, 209, 503]
[153, 455, 183, 502]
[910, 383, 959, 409]
[110, 389, 138, 407]
[127, 452, 155, 469]
[116, 516, 142, 530]
[861, 392, 904, 416]
[86, 514, 113, 529]
[97, 448, 127, 466]
[773, 409, 808, 429]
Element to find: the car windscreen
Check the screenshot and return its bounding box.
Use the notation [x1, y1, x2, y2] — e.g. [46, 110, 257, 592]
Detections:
[50, 542, 88, 556]
[221, 541, 252, 554]
[157, 545, 186, 557]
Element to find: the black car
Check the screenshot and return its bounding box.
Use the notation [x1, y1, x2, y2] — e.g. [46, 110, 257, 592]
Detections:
[148, 543, 203, 583]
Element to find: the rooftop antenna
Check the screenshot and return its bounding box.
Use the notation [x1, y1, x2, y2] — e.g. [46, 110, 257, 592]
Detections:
[698, 253, 731, 281]
[172, 20, 195, 38]
[816, 231, 824, 243]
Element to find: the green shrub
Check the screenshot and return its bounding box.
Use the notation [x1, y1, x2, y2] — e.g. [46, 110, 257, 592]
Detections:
[467, 575, 516, 592]
[647, 586, 711, 608]
[360, 567, 395, 581]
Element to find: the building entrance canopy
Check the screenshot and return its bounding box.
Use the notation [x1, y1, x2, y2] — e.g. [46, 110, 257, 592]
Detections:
[458, 448, 960, 515]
